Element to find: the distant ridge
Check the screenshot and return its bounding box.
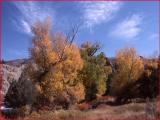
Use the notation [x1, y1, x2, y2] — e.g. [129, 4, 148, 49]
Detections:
[4, 58, 29, 67]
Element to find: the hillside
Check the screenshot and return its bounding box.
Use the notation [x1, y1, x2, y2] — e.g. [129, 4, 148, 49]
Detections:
[2, 59, 28, 99]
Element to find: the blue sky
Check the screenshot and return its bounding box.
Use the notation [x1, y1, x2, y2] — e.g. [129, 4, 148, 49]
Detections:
[2, 1, 159, 60]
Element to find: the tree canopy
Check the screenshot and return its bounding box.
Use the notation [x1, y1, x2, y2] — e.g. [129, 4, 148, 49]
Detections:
[78, 42, 112, 101]
[28, 18, 85, 106]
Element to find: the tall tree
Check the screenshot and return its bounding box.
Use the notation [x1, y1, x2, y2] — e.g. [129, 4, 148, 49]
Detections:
[78, 42, 112, 101]
[27, 18, 84, 107]
[111, 47, 144, 103]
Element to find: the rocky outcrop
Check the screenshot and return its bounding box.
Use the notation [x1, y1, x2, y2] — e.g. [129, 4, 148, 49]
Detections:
[2, 59, 27, 99]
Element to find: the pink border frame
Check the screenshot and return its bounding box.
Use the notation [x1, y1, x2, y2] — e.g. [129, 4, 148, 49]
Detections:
[0, 0, 160, 1]
[0, 0, 2, 119]
[0, 0, 159, 120]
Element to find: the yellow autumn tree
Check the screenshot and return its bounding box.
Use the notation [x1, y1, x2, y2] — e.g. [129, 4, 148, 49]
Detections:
[27, 18, 84, 106]
[111, 47, 144, 102]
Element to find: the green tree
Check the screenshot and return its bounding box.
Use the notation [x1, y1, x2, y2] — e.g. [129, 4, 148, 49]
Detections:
[78, 42, 112, 101]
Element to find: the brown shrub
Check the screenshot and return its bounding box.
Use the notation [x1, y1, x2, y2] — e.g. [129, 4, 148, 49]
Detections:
[77, 102, 92, 111]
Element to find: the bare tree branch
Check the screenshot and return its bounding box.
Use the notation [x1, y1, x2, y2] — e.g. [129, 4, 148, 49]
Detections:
[52, 23, 81, 66]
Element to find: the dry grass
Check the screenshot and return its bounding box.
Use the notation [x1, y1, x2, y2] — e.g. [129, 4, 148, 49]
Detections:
[2, 99, 159, 120]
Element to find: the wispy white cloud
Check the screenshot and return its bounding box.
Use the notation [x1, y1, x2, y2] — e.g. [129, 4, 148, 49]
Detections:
[13, 2, 122, 34]
[82, 2, 122, 29]
[109, 14, 143, 40]
[13, 2, 54, 35]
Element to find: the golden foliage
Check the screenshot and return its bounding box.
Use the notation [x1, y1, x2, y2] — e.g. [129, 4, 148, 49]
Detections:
[111, 47, 144, 95]
[28, 19, 85, 104]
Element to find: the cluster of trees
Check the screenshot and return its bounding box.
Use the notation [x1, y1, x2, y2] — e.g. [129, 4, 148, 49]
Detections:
[5, 19, 112, 109]
[5, 19, 158, 112]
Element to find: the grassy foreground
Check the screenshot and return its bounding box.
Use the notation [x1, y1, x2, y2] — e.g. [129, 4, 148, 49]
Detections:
[2, 100, 159, 120]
